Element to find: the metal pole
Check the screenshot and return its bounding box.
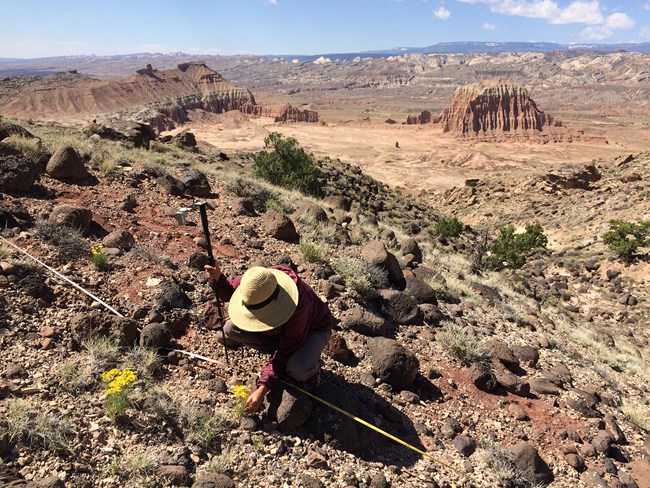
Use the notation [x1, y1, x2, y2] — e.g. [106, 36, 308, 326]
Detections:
[198, 202, 230, 365]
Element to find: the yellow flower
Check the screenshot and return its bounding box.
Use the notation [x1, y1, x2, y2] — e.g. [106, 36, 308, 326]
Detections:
[101, 368, 137, 396]
[233, 385, 249, 399]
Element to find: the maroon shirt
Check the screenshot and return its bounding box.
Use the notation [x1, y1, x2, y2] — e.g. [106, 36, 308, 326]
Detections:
[213, 265, 332, 388]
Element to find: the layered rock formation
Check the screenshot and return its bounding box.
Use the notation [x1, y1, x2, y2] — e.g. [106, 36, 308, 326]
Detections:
[438, 79, 558, 136]
[0, 63, 319, 131]
[432, 78, 602, 143]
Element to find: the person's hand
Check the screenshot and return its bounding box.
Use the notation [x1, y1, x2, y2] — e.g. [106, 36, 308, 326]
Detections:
[204, 264, 222, 283]
[244, 385, 269, 414]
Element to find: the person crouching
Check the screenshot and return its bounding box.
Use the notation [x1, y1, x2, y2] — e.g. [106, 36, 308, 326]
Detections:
[205, 264, 333, 414]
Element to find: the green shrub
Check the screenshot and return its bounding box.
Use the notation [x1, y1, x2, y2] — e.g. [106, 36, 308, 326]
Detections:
[436, 216, 464, 238]
[602, 219, 650, 264]
[489, 223, 547, 269]
[253, 132, 323, 197]
[299, 241, 324, 263]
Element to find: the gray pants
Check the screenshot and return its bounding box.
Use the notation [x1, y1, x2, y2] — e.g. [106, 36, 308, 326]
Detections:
[223, 319, 331, 381]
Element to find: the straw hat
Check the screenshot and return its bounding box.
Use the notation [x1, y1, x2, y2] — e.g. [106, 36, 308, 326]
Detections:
[228, 267, 299, 332]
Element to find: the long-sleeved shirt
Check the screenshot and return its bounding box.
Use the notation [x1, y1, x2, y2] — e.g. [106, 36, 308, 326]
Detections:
[212, 265, 332, 388]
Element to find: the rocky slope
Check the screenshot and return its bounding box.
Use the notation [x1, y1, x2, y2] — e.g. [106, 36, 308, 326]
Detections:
[0, 119, 648, 488]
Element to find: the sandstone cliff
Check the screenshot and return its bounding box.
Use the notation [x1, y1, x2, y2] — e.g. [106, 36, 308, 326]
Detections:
[434, 78, 601, 143]
[0, 63, 319, 130]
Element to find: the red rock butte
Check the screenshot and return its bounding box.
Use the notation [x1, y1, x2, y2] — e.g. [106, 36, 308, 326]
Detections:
[432, 78, 604, 143]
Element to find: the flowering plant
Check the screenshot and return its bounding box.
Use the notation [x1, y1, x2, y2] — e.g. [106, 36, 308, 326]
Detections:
[101, 368, 137, 416]
[233, 385, 250, 417]
[90, 244, 110, 270]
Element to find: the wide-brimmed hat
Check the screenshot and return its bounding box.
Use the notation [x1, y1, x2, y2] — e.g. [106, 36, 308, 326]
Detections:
[228, 267, 299, 332]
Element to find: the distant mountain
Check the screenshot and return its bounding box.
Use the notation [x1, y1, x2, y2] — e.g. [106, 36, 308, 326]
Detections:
[272, 41, 650, 61]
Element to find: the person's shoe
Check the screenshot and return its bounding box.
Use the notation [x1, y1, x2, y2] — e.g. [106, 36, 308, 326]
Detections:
[301, 368, 321, 391]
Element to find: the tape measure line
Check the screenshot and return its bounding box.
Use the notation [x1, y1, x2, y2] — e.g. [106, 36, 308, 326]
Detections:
[281, 379, 477, 484]
[1, 235, 480, 486]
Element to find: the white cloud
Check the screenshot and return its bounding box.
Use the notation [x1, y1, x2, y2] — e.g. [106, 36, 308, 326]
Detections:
[457, 0, 634, 40]
[604, 12, 634, 30]
[266, 0, 278, 4]
[644, 3, 650, 11]
[482, 22, 498, 30]
[433, 6, 451, 20]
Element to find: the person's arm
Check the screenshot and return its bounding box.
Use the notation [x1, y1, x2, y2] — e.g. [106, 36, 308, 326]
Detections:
[244, 384, 269, 413]
[204, 264, 238, 301]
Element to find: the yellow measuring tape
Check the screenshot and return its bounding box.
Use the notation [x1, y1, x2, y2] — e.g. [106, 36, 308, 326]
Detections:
[281, 379, 479, 485]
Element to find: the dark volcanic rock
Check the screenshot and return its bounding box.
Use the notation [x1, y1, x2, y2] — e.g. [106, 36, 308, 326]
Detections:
[46, 146, 90, 180]
[140, 323, 172, 348]
[361, 240, 405, 289]
[468, 361, 499, 393]
[339, 306, 387, 337]
[179, 169, 211, 197]
[403, 272, 437, 304]
[48, 204, 93, 236]
[323, 331, 357, 365]
[261, 211, 299, 242]
[19, 275, 55, 302]
[156, 174, 186, 196]
[71, 311, 138, 347]
[270, 389, 313, 432]
[452, 435, 477, 457]
[155, 280, 192, 311]
[102, 229, 136, 250]
[304, 382, 377, 452]
[192, 473, 235, 488]
[367, 337, 419, 390]
[0, 154, 38, 194]
[378, 289, 422, 325]
[507, 441, 553, 485]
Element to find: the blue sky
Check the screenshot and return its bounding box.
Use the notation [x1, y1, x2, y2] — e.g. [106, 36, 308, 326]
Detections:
[1, 0, 649, 58]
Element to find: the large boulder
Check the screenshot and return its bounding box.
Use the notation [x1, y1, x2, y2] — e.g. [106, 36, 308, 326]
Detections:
[0, 122, 34, 141]
[140, 323, 172, 349]
[507, 442, 553, 485]
[367, 337, 419, 390]
[93, 121, 155, 149]
[48, 204, 93, 236]
[403, 272, 437, 304]
[0, 154, 38, 194]
[156, 174, 185, 196]
[400, 238, 423, 263]
[268, 388, 313, 432]
[102, 229, 136, 251]
[70, 311, 138, 347]
[323, 331, 357, 365]
[304, 383, 377, 452]
[154, 280, 192, 311]
[46, 146, 90, 180]
[192, 473, 235, 488]
[261, 211, 299, 242]
[361, 240, 405, 289]
[179, 169, 211, 197]
[378, 289, 422, 325]
[297, 200, 328, 222]
[339, 306, 387, 337]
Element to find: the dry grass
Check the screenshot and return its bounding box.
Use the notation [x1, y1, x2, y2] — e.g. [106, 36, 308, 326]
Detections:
[620, 400, 648, 429]
[5, 399, 75, 454]
[437, 321, 488, 364]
